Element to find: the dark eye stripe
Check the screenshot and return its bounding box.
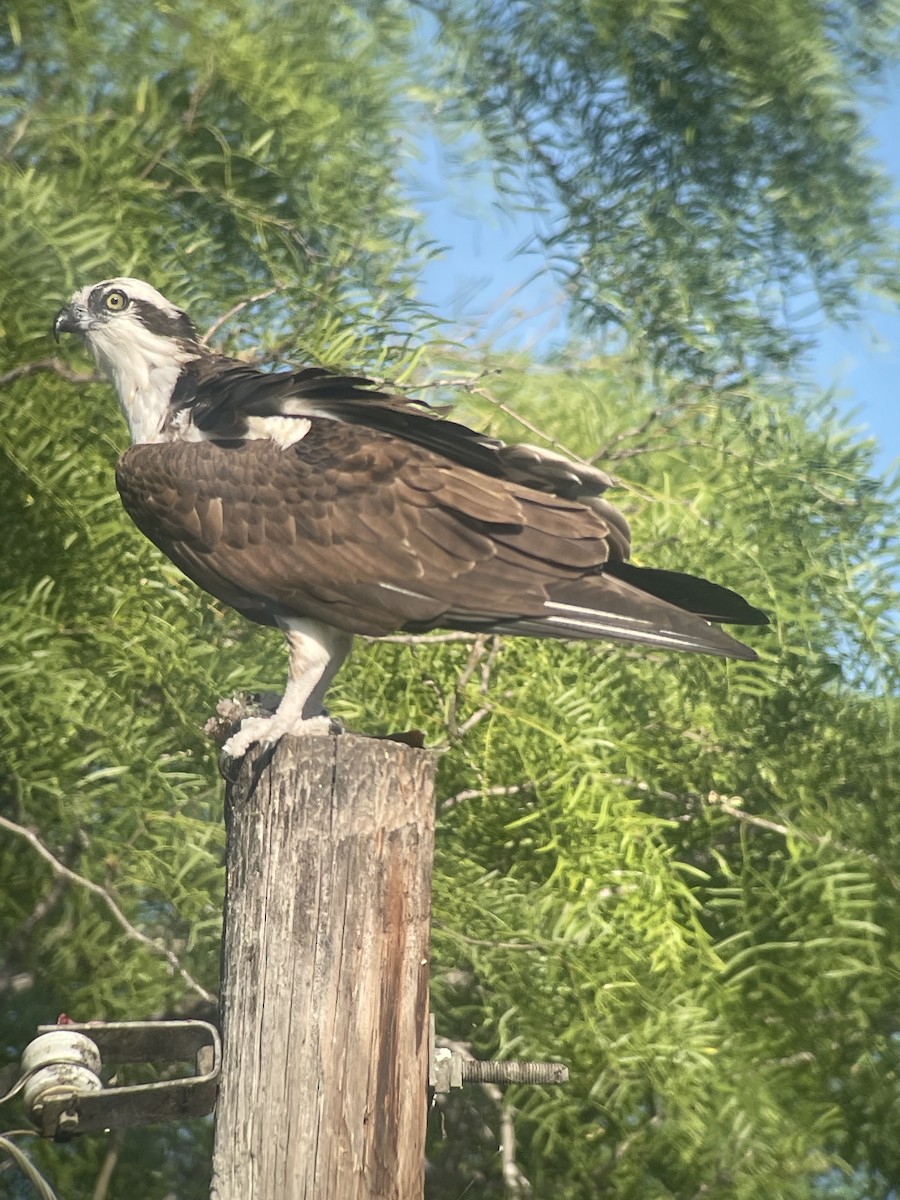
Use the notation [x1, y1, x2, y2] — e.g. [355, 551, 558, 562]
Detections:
[130, 298, 197, 340]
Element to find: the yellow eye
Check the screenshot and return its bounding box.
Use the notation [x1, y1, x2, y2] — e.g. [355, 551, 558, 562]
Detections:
[105, 289, 128, 312]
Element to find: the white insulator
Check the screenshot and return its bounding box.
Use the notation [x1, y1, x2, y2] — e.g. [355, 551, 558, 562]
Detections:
[22, 1031, 102, 1076]
[21, 1032, 103, 1120]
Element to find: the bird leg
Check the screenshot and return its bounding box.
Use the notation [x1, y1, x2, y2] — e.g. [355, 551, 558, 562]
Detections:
[221, 618, 353, 759]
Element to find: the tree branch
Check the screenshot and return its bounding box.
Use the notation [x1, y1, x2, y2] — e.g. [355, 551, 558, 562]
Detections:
[362, 631, 479, 645]
[0, 815, 215, 1006]
[434, 1037, 532, 1196]
[432, 926, 543, 952]
[624, 779, 900, 889]
[500, 1105, 532, 1197]
[470, 385, 593, 466]
[388, 368, 502, 393]
[0, 358, 100, 387]
[707, 795, 797, 839]
[202, 287, 280, 344]
[440, 784, 531, 812]
[91, 1131, 122, 1200]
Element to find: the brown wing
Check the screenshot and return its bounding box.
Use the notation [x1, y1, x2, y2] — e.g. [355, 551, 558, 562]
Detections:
[116, 421, 761, 658]
[170, 357, 630, 550]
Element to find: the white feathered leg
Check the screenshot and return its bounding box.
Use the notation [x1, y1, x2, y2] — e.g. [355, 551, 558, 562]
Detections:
[221, 617, 353, 759]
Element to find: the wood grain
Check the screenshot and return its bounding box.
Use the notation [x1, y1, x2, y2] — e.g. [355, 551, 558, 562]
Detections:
[210, 734, 436, 1200]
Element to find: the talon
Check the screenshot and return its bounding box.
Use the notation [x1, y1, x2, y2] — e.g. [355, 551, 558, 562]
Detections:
[217, 747, 244, 782]
[221, 712, 338, 760]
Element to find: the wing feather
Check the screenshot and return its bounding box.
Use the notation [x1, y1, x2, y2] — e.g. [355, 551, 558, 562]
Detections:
[116, 419, 761, 657]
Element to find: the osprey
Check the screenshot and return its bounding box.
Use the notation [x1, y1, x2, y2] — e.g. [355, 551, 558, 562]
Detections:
[54, 278, 767, 758]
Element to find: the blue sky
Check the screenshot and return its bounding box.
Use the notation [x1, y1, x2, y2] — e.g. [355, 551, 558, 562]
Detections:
[811, 68, 899, 476]
[412, 66, 899, 476]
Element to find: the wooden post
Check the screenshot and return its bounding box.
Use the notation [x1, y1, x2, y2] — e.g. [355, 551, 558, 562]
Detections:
[209, 733, 436, 1200]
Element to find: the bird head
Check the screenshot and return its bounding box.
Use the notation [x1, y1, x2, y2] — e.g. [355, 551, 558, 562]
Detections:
[53, 278, 203, 444]
[53, 277, 199, 353]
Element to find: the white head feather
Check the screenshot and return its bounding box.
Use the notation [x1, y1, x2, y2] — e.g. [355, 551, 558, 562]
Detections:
[59, 277, 202, 445]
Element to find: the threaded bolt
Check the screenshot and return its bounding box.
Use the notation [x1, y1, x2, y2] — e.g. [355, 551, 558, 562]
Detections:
[461, 1059, 569, 1086]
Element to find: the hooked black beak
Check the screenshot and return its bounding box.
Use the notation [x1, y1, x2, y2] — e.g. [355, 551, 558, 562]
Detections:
[52, 305, 77, 342]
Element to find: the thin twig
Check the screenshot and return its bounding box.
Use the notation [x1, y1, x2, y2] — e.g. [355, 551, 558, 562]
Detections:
[501, 1105, 532, 1196]
[441, 784, 529, 812]
[363, 631, 479, 645]
[136, 68, 213, 180]
[449, 637, 490, 735]
[203, 287, 280, 344]
[589, 400, 703, 465]
[470, 386, 593, 465]
[433, 926, 544, 952]
[460, 633, 489, 691]
[434, 1037, 533, 1197]
[441, 636, 503, 745]
[590, 406, 667, 462]
[632, 785, 900, 889]
[0, 358, 100, 387]
[601, 438, 683, 464]
[455, 707, 492, 737]
[389, 368, 502, 393]
[2, 110, 34, 160]
[429, 705, 494, 752]
[91, 1131, 122, 1200]
[708, 797, 796, 839]
[0, 816, 215, 1005]
[479, 636, 503, 694]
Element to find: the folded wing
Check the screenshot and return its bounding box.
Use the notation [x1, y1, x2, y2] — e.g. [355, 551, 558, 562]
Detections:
[117, 420, 764, 660]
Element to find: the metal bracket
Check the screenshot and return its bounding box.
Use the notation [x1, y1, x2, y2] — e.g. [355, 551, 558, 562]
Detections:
[428, 1014, 568, 1094]
[24, 1020, 220, 1139]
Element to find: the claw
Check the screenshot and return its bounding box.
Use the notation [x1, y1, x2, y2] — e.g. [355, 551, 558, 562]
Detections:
[221, 712, 340, 761]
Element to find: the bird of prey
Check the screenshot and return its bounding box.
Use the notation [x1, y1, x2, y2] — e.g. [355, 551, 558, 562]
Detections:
[54, 278, 767, 758]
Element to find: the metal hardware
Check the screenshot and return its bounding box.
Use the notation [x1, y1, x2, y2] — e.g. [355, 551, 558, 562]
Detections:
[428, 1014, 568, 1094]
[23, 1020, 220, 1138]
[22, 1031, 103, 1138]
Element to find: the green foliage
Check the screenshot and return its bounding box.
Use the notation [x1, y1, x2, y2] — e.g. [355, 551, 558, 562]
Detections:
[419, 0, 900, 371]
[1, 1, 899, 1197]
[398, 361, 900, 1198]
[0, 0, 430, 349]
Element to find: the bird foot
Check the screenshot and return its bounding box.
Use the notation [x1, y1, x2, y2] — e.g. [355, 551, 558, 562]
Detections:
[221, 712, 342, 761]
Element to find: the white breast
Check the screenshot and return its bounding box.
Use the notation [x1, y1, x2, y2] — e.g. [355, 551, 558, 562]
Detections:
[85, 316, 198, 445]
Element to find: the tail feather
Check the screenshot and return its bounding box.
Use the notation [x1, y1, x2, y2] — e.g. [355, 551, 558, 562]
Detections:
[441, 572, 762, 661]
[604, 562, 769, 626]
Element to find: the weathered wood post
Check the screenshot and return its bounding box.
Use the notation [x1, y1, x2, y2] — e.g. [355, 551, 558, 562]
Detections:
[209, 733, 436, 1200]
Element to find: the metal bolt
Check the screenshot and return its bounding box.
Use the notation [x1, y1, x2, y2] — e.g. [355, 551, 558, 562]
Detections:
[429, 1017, 569, 1093]
[461, 1059, 569, 1086]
